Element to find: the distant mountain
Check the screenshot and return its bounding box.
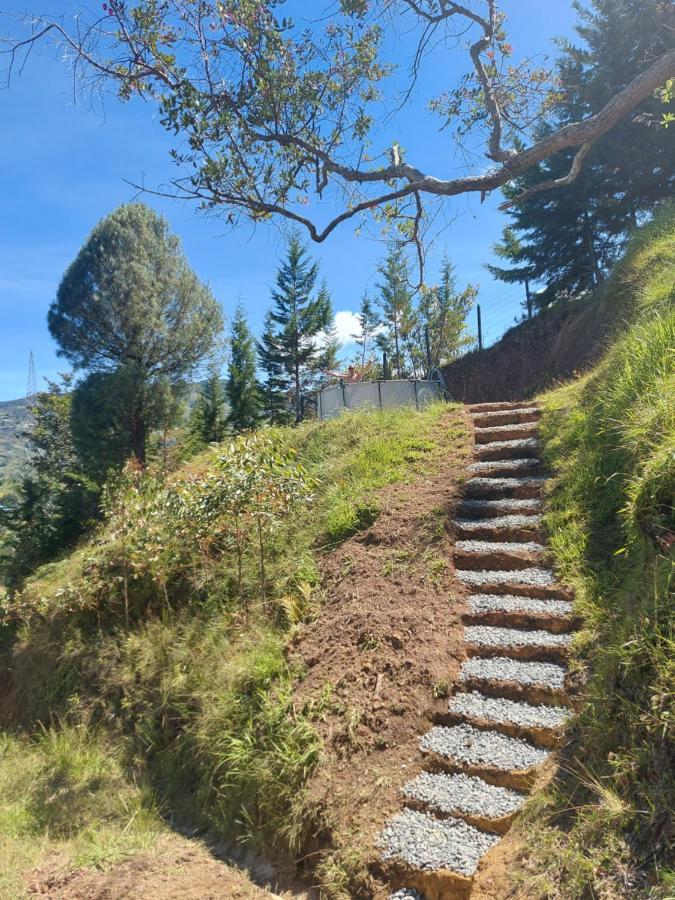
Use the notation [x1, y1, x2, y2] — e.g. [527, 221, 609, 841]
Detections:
[0, 398, 28, 496]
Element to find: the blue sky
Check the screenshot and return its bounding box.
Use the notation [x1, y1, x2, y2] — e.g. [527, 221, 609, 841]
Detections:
[0, 1, 577, 401]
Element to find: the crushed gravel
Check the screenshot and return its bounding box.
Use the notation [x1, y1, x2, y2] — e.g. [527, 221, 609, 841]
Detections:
[467, 593, 573, 617]
[476, 437, 539, 455]
[469, 458, 540, 475]
[471, 407, 540, 420]
[456, 567, 556, 586]
[466, 476, 548, 492]
[420, 723, 549, 772]
[456, 540, 546, 554]
[465, 625, 571, 649]
[458, 498, 542, 513]
[454, 514, 543, 530]
[449, 691, 570, 730]
[379, 808, 499, 876]
[389, 890, 425, 900]
[476, 422, 538, 435]
[461, 656, 566, 690]
[402, 771, 526, 820]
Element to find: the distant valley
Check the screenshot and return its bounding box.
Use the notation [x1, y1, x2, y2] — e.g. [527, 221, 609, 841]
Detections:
[0, 398, 28, 495]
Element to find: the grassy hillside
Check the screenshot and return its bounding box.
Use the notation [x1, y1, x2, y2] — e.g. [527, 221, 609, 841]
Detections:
[0, 398, 27, 497]
[0, 401, 465, 897]
[519, 208, 675, 897]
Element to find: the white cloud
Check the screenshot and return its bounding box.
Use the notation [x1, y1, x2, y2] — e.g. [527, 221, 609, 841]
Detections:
[333, 309, 361, 344]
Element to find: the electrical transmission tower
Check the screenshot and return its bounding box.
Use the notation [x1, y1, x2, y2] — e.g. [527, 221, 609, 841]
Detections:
[26, 350, 37, 406]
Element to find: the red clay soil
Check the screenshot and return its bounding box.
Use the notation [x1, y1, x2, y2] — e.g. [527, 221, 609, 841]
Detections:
[25, 835, 310, 900]
[441, 297, 610, 403]
[288, 408, 474, 896]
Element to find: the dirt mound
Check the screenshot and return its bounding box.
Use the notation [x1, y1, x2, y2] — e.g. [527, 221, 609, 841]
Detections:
[441, 299, 609, 403]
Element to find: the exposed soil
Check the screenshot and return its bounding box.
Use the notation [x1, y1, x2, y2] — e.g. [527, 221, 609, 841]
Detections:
[440, 298, 611, 403]
[288, 408, 474, 895]
[24, 834, 311, 900]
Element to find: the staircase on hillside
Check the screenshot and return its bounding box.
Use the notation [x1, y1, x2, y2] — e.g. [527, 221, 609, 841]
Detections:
[379, 402, 580, 900]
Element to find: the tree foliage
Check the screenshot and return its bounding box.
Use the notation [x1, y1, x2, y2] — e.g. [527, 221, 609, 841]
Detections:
[494, 0, 675, 306]
[0, 376, 98, 588]
[226, 307, 261, 433]
[257, 235, 333, 422]
[5, 1, 673, 268]
[190, 366, 228, 448]
[49, 203, 223, 462]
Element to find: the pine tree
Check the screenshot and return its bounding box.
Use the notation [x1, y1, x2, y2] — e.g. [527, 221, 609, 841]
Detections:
[48, 203, 223, 463]
[376, 244, 415, 377]
[484, 228, 537, 318]
[190, 366, 228, 447]
[257, 235, 333, 422]
[496, 0, 674, 307]
[226, 307, 261, 433]
[0, 375, 99, 587]
[419, 256, 476, 368]
[353, 293, 381, 367]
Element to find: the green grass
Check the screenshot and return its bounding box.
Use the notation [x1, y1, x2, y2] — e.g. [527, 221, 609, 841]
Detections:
[523, 208, 675, 897]
[0, 401, 464, 892]
[0, 727, 162, 898]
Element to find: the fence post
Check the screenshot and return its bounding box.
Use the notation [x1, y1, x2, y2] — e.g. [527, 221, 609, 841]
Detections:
[477, 304, 483, 351]
[340, 379, 347, 411]
[318, 389, 323, 420]
[377, 379, 382, 410]
[424, 326, 432, 374]
[382, 351, 388, 381]
[414, 379, 419, 410]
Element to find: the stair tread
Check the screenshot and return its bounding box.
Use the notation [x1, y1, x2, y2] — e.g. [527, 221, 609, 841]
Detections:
[460, 656, 566, 690]
[379, 807, 499, 877]
[456, 540, 546, 554]
[454, 514, 542, 529]
[402, 771, 526, 820]
[466, 593, 574, 617]
[457, 566, 556, 587]
[464, 624, 571, 649]
[449, 690, 570, 730]
[421, 723, 549, 772]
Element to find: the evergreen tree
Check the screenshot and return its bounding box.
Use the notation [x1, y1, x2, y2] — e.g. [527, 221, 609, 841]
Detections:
[353, 293, 381, 367]
[418, 257, 476, 368]
[376, 244, 415, 377]
[0, 376, 98, 587]
[484, 228, 537, 318]
[48, 203, 223, 463]
[190, 366, 228, 447]
[226, 307, 261, 433]
[257, 235, 333, 422]
[497, 0, 674, 306]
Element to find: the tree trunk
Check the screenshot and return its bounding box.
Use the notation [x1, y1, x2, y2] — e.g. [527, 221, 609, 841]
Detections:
[525, 278, 532, 319]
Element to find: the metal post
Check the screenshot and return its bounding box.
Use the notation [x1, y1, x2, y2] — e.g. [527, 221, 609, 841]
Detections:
[340, 379, 347, 411]
[414, 378, 419, 410]
[318, 389, 323, 420]
[377, 379, 382, 410]
[382, 351, 388, 381]
[477, 304, 483, 351]
[424, 325, 432, 375]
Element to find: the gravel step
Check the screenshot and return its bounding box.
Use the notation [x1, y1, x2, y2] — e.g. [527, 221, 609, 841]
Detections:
[471, 408, 541, 428]
[444, 691, 570, 748]
[457, 498, 542, 519]
[402, 771, 526, 834]
[464, 476, 548, 500]
[463, 593, 577, 634]
[475, 423, 538, 444]
[464, 624, 571, 662]
[457, 566, 555, 588]
[379, 807, 499, 878]
[469, 401, 532, 413]
[475, 437, 539, 461]
[453, 515, 542, 543]
[469, 458, 542, 478]
[454, 540, 547, 571]
[420, 723, 549, 791]
[460, 655, 568, 705]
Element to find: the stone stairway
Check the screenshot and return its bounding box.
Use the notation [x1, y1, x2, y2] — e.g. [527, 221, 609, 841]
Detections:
[378, 402, 579, 900]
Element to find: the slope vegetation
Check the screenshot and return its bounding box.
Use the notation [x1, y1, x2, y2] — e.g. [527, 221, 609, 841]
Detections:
[0, 402, 471, 897]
